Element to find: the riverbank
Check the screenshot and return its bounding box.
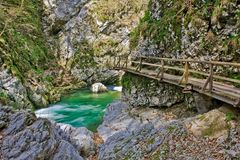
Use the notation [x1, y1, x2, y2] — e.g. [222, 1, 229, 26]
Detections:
[1, 99, 240, 159]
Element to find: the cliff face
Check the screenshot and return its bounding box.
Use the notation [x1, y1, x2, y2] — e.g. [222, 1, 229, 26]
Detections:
[42, 0, 148, 84]
[130, 0, 240, 77]
[131, 0, 240, 59]
[0, 0, 58, 109]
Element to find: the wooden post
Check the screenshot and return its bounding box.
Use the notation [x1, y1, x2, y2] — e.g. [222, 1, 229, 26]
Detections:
[160, 59, 164, 80]
[135, 57, 142, 72]
[202, 63, 214, 92]
[157, 59, 164, 80]
[209, 63, 213, 91]
[179, 62, 189, 84]
[139, 57, 143, 71]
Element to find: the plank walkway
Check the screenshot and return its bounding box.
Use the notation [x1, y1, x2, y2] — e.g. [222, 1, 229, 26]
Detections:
[108, 56, 240, 107]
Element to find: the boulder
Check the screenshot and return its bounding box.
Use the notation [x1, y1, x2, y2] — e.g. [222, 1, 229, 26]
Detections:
[0, 106, 88, 160]
[91, 83, 108, 93]
[56, 123, 96, 157]
[185, 106, 236, 139]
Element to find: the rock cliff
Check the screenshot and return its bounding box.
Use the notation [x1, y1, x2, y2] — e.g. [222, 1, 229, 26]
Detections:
[130, 0, 240, 76]
[42, 0, 148, 84]
[0, 0, 59, 109]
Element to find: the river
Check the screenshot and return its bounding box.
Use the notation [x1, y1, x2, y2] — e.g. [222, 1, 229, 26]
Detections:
[35, 88, 121, 132]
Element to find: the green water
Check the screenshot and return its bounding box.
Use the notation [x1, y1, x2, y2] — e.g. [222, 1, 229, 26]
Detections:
[35, 89, 120, 131]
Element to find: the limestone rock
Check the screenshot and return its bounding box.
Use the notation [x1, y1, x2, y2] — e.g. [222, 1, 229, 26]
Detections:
[56, 123, 96, 157]
[0, 106, 91, 159]
[185, 106, 235, 139]
[42, 0, 148, 84]
[131, 0, 240, 75]
[122, 73, 185, 108]
[91, 83, 108, 93]
[0, 69, 32, 109]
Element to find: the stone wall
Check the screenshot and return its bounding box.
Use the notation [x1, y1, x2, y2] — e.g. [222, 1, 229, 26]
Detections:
[122, 72, 220, 113]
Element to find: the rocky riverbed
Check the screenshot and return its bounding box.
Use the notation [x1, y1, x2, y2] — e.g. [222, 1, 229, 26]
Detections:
[1, 100, 240, 160]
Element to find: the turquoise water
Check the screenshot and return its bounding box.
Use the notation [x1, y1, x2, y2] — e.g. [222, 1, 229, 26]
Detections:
[35, 89, 121, 132]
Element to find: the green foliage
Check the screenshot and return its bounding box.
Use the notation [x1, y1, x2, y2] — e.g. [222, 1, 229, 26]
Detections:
[122, 72, 155, 91]
[0, 91, 7, 98]
[71, 40, 97, 68]
[225, 112, 236, 122]
[0, 90, 8, 105]
[43, 75, 54, 82]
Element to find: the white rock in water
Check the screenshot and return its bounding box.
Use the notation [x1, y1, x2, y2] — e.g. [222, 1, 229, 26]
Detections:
[91, 83, 108, 93]
[113, 86, 122, 92]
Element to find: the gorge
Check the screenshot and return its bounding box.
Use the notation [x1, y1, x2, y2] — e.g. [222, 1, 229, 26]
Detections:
[0, 0, 240, 159]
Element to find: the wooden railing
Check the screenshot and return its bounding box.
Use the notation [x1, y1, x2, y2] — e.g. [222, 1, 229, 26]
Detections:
[107, 55, 240, 107]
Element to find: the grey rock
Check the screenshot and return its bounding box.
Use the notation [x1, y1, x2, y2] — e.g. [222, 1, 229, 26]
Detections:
[0, 121, 6, 129]
[98, 101, 183, 160]
[56, 123, 96, 157]
[52, 141, 84, 160]
[0, 69, 32, 109]
[42, 0, 148, 84]
[0, 107, 87, 160]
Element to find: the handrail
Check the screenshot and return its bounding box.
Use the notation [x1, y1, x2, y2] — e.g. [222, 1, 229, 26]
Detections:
[131, 61, 240, 85]
[134, 56, 240, 67]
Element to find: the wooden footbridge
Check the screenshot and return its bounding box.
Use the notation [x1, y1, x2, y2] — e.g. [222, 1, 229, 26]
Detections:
[107, 55, 240, 107]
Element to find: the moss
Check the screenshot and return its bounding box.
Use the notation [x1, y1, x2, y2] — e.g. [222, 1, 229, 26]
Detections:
[71, 40, 97, 69]
[0, 0, 57, 77]
[43, 75, 54, 83]
[130, 0, 184, 50]
[167, 125, 176, 133]
[225, 112, 236, 122]
[147, 138, 155, 145]
[0, 91, 9, 105]
[0, 0, 59, 108]
[201, 116, 230, 137]
[122, 72, 153, 90]
[93, 0, 147, 22]
[151, 143, 169, 159]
